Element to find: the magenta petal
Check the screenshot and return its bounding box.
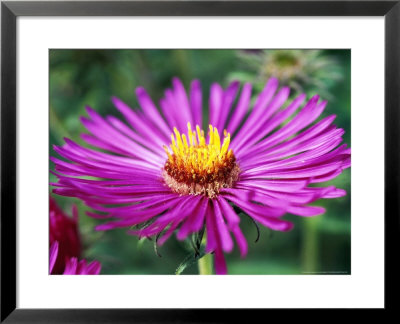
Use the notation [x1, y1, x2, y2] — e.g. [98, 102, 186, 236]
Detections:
[216, 196, 240, 226]
[135, 86, 171, 138]
[106, 115, 163, 154]
[212, 200, 234, 253]
[232, 78, 279, 147]
[227, 82, 252, 134]
[240, 95, 323, 155]
[221, 189, 287, 217]
[86, 261, 102, 275]
[287, 205, 326, 217]
[223, 193, 293, 231]
[63, 257, 78, 275]
[324, 188, 346, 198]
[190, 79, 203, 128]
[156, 220, 181, 246]
[214, 248, 228, 275]
[235, 179, 308, 193]
[111, 96, 167, 145]
[76, 260, 88, 274]
[209, 83, 224, 129]
[216, 81, 240, 131]
[176, 197, 208, 240]
[160, 98, 179, 130]
[217, 197, 248, 257]
[61, 257, 101, 275]
[157, 196, 202, 245]
[205, 205, 218, 253]
[49, 241, 59, 274]
[231, 226, 248, 258]
[171, 77, 194, 128]
[234, 86, 290, 152]
[163, 89, 187, 132]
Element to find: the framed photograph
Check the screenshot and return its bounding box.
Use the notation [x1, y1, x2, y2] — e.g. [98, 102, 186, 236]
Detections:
[1, 0, 398, 321]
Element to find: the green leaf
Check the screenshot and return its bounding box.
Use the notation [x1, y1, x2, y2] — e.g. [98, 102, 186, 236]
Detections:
[175, 247, 206, 275]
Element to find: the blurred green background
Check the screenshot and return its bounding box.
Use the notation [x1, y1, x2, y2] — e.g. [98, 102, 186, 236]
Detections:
[50, 49, 351, 275]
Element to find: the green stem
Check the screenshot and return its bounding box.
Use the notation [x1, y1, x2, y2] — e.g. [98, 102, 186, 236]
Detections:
[301, 217, 320, 273]
[198, 253, 213, 275]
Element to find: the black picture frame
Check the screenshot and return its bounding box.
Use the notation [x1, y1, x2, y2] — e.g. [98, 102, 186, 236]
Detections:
[1, 0, 399, 322]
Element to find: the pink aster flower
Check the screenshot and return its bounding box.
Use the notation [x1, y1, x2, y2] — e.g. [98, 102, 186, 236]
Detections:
[51, 77, 350, 274]
[50, 241, 101, 275]
[49, 196, 81, 274]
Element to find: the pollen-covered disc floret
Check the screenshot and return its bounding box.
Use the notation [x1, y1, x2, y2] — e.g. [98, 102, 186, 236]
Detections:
[163, 123, 240, 198]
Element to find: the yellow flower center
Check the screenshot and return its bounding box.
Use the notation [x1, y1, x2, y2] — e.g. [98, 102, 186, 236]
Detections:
[162, 123, 239, 198]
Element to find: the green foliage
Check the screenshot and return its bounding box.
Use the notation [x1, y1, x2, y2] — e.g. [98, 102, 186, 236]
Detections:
[175, 247, 207, 275]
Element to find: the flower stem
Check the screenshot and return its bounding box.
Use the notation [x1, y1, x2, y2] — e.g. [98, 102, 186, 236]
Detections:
[301, 217, 320, 273]
[198, 253, 213, 275]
